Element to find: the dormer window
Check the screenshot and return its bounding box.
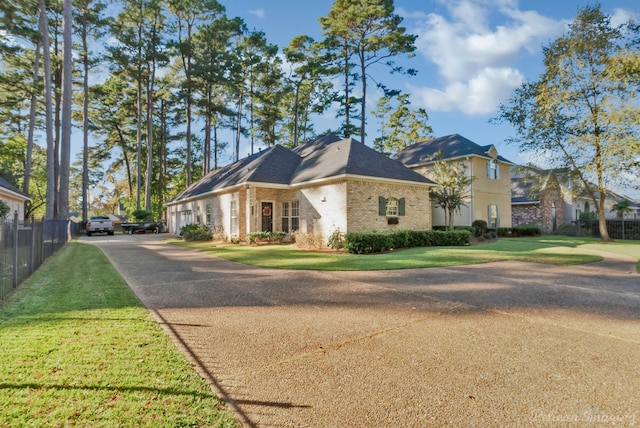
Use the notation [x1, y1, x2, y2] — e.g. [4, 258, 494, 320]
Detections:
[487, 159, 499, 180]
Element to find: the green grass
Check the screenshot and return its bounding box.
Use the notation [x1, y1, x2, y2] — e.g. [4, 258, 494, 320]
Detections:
[0, 242, 237, 428]
[168, 237, 616, 271]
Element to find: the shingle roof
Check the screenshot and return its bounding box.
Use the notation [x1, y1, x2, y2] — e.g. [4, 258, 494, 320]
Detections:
[291, 135, 433, 185]
[0, 176, 29, 199]
[511, 178, 538, 204]
[169, 134, 432, 203]
[393, 134, 513, 167]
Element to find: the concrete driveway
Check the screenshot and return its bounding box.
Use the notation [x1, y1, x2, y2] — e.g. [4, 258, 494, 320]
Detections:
[82, 234, 640, 427]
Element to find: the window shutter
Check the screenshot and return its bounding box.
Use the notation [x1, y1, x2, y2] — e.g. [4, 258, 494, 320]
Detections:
[398, 198, 406, 216]
[487, 160, 491, 179]
[378, 196, 387, 216]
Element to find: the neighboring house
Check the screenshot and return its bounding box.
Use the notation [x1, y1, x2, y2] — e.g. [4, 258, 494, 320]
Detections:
[511, 168, 565, 233]
[0, 176, 30, 221]
[394, 134, 514, 228]
[166, 134, 434, 241]
[512, 167, 638, 228]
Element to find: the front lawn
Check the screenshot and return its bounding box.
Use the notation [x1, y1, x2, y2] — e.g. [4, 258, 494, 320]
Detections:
[0, 242, 237, 427]
[168, 237, 615, 271]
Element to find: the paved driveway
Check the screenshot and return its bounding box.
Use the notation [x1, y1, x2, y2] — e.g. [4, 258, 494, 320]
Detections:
[83, 234, 640, 427]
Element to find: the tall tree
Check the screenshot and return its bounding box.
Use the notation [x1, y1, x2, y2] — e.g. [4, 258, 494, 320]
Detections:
[39, 0, 56, 220]
[372, 92, 432, 156]
[495, 5, 639, 241]
[319, 0, 416, 144]
[168, 0, 225, 186]
[283, 35, 334, 146]
[58, 0, 73, 220]
[76, 0, 107, 221]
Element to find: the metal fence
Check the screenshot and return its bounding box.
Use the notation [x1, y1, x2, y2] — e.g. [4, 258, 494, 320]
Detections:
[0, 216, 72, 300]
[585, 219, 640, 240]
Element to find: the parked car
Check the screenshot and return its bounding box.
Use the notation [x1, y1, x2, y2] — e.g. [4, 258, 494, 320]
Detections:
[86, 216, 115, 236]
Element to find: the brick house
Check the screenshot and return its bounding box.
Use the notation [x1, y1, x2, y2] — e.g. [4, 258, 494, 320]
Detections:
[511, 168, 565, 232]
[393, 134, 514, 228]
[0, 176, 30, 221]
[166, 134, 434, 241]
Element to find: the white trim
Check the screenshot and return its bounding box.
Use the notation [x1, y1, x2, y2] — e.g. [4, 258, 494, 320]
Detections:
[0, 187, 30, 202]
[406, 153, 515, 168]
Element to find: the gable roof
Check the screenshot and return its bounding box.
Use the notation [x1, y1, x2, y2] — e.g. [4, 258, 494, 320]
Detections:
[169, 134, 433, 203]
[393, 134, 514, 167]
[0, 176, 30, 201]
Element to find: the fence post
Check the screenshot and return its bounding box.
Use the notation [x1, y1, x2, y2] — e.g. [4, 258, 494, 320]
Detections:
[30, 217, 36, 274]
[12, 211, 18, 289]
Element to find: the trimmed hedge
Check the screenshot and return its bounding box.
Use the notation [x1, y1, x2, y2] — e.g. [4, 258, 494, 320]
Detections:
[246, 231, 287, 244]
[344, 229, 472, 254]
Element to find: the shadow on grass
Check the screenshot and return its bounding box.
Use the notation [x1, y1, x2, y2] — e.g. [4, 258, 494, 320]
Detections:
[0, 382, 212, 399]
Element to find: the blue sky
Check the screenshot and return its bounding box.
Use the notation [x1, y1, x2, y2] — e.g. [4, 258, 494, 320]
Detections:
[219, 0, 639, 197]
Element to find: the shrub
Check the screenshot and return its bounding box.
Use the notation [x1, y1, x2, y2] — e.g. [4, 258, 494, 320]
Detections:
[344, 229, 471, 254]
[180, 223, 212, 241]
[0, 200, 9, 219]
[327, 228, 344, 250]
[514, 226, 541, 236]
[344, 231, 392, 254]
[294, 232, 325, 250]
[246, 231, 287, 244]
[471, 220, 487, 237]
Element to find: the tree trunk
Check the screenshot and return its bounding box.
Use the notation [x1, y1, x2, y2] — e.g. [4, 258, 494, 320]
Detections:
[359, 50, 366, 144]
[59, 0, 72, 221]
[81, 17, 89, 222]
[40, 0, 56, 220]
[235, 92, 244, 162]
[25, 40, 40, 204]
[145, 64, 154, 211]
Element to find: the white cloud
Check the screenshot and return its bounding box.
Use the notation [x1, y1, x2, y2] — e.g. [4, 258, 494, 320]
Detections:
[248, 9, 266, 19]
[611, 7, 638, 27]
[407, 0, 565, 115]
[410, 67, 524, 115]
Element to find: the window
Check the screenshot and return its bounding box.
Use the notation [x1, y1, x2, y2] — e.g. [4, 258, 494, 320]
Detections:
[386, 197, 398, 216]
[281, 201, 290, 233]
[230, 200, 238, 235]
[488, 204, 499, 228]
[181, 210, 192, 224]
[206, 204, 211, 225]
[291, 200, 299, 231]
[378, 196, 406, 216]
[487, 159, 499, 180]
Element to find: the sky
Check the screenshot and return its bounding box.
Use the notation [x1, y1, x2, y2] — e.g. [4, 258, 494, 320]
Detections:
[216, 0, 639, 198]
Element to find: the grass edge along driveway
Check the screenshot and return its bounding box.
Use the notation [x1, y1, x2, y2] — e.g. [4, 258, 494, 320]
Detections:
[168, 235, 640, 271]
[0, 241, 238, 428]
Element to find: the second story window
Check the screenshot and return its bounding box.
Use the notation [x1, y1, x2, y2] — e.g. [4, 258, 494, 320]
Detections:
[487, 159, 499, 180]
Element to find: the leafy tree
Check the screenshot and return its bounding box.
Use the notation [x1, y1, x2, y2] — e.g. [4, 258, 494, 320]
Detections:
[611, 199, 634, 219]
[283, 36, 327, 146]
[372, 92, 432, 156]
[319, 0, 416, 144]
[428, 153, 475, 230]
[495, 5, 639, 241]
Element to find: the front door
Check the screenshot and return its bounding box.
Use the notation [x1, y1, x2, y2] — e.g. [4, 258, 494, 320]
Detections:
[261, 202, 273, 232]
